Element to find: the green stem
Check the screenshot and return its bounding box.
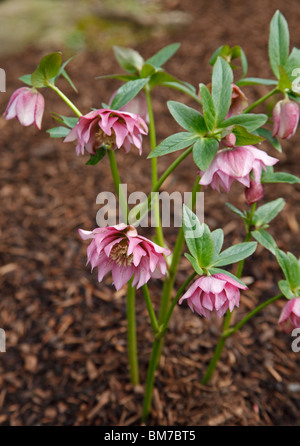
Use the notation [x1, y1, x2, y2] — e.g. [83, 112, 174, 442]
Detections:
[127, 277, 139, 385]
[107, 150, 128, 223]
[201, 203, 256, 385]
[145, 86, 164, 248]
[142, 284, 159, 334]
[243, 88, 278, 113]
[223, 293, 283, 339]
[48, 84, 82, 117]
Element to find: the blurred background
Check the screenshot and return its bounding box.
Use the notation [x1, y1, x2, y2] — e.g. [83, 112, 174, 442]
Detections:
[0, 0, 299, 426]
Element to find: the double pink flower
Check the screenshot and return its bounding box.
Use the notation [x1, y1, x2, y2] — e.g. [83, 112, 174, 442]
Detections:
[64, 108, 148, 156]
[79, 224, 170, 290]
[199, 145, 278, 193]
[278, 298, 300, 333]
[4, 87, 45, 129]
[179, 273, 247, 318]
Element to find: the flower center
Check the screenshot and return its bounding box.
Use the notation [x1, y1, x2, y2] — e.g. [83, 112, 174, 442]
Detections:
[110, 239, 133, 267]
[95, 127, 116, 148]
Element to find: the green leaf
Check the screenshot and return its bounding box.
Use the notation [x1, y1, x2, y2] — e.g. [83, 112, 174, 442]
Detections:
[276, 249, 300, 290]
[140, 63, 157, 78]
[261, 166, 300, 184]
[209, 45, 231, 65]
[113, 46, 144, 73]
[182, 206, 214, 267]
[268, 10, 290, 79]
[167, 101, 207, 134]
[236, 77, 278, 87]
[185, 253, 203, 275]
[199, 83, 216, 131]
[240, 47, 248, 77]
[212, 242, 257, 267]
[192, 138, 219, 171]
[220, 113, 268, 132]
[146, 43, 180, 68]
[51, 114, 79, 128]
[207, 267, 247, 287]
[253, 198, 285, 227]
[110, 78, 149, 110]
[284, 47, 300, 82]
[233, 125, 265, 146]
[211, 57, 233, 123]
[251, 229, 277, 255]
[226, 202, 246, 219]
[278, 280, 296, 299]
[148, 132, 198, 158]
[46, 126, 70, 138]
[31, 52, 62, 88]
[97, 73, 138, 82]
[278, 65, 292, 90]
[211, 228, 224, 260]
[19, 74, 33, 86]
[85, 146, 107, 165]
[256, 128, 282, 152]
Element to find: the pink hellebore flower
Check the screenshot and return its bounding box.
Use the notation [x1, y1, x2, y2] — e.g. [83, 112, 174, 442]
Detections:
[245, 179, 264, 205]
[4, 87, 45, 130]
[64, 108, 148, 156]
[226, 84, 248, 118]
[199, 145, 278, 193]
[278, 298, 300, 333]
[78, 224, 171, 290]
[179, 273, 247, 318]
[272, 99, 299, 140]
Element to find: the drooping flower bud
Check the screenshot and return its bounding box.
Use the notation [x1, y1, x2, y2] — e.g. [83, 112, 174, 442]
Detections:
[4, 87, 45, 129]
[245, 179, 264, 205]
[278, 298, 300, 333]
[272, 99, 299, 140]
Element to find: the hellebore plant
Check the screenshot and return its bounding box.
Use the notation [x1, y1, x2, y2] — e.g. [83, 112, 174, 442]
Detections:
[4, 10, 300, 423]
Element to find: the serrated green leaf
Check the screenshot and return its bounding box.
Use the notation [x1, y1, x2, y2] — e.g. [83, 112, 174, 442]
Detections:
[220, 113, 268, 132]
[113, 46, 144, 73]
[212, 242, 257, 267]
[251, 229, 277, 255]
[183, 206, 214, 267]
[256, 128, 282, 152]
[85, 146, 107, 165]
[212, 57, 233, 123]
[167, 101, 207, 134]
[268, 10, 290, 79]
[192, 138, 219, 171]
[110, 78, 149, 110]
[46, 126, 70, 138]
[233, 125, 265, 146]
[146, 43, 180, 68]
[148, 132, 198, 158]
[199, 83, 216, 131]
[253, 198, 285, 227]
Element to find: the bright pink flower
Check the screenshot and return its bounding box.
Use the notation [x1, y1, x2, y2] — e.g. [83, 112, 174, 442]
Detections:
[64, 108, 148, 156]
[226, 84, 248, 118]
[109, 91, 149, 123]
[199, 145, 278, 192]
[78, 224, 170, 290]
[278, 298, 300, 333]
[245, 179, 264, 205]
[179, 273, 247, 318]
[272, 99, 299, 140]
[4, 87, 45, 129]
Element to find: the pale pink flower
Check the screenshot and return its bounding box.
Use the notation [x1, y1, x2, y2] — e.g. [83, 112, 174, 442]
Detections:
[179, 273, 247, 318]
[272, 99, 299, 140]
[245, 179, 264, 205]
[64, 108, 148, 156]
[199, 146, 278, 192]
[278, 298, 300, 333]
[3, 87, 45, 129]
[220, 132, 236, 148]
[109, 91, 149, 123]
[226, 84, 248, 118]
[78, 224, 170, 290]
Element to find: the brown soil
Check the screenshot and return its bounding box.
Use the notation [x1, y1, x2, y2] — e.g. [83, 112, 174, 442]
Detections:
[0, 0, 300, 426]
